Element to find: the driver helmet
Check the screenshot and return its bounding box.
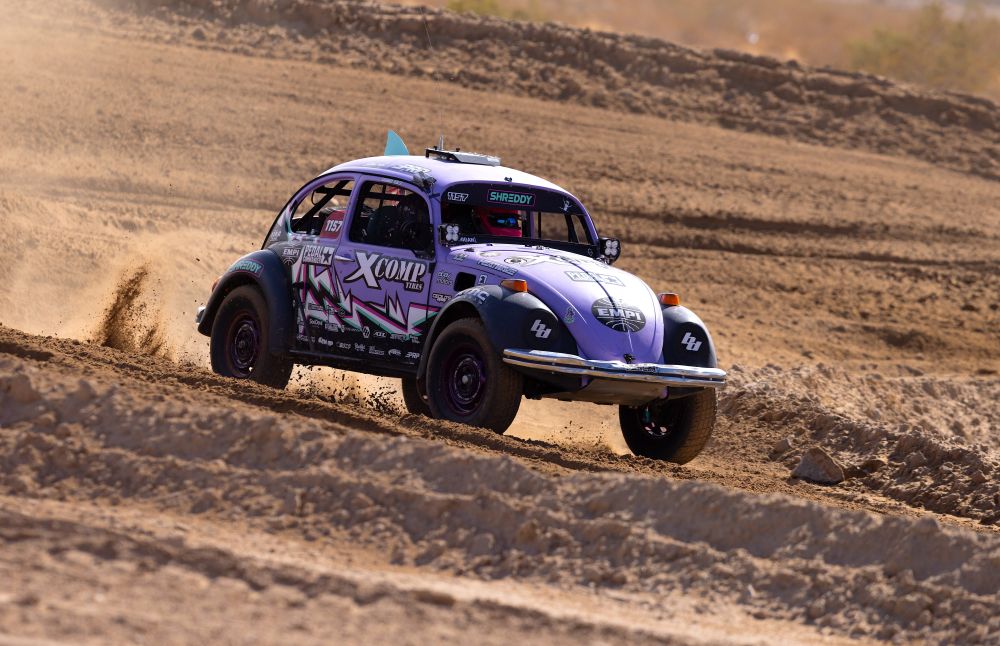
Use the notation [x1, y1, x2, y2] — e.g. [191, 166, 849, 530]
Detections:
[474, 207, 522, 237]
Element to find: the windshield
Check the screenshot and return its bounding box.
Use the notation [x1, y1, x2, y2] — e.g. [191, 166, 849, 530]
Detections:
[440, 182, 596, 250]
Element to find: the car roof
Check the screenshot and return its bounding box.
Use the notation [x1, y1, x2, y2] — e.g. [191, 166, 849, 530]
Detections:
[319, 155, 571, 195]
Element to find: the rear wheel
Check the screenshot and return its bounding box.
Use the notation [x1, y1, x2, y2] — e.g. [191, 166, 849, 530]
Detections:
[425, 318, 522, 433]
[401, 377, 431, 417]
[619, 389, 717, 464]
[210, 285, 292, 388]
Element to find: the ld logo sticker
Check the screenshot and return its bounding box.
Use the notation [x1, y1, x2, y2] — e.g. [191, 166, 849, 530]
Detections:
[591, 297, 645, 332]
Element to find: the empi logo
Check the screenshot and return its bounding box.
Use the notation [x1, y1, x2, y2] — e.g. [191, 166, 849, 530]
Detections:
[591, 298, 645, 333]
[680, 332, 702, 352]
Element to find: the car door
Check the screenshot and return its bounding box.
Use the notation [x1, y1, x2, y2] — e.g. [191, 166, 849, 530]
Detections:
[330, 177, 435, 366]
[281, 174, 357, 355]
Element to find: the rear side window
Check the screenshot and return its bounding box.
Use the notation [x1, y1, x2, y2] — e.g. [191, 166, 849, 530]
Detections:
[289, 179, 354, 236]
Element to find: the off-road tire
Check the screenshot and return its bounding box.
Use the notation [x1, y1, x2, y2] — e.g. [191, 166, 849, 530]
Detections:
[210, 285, 292, 388]
[425, 318, 522, 433]
[619, 389, 717, 464]
[401, 377, 432, 417]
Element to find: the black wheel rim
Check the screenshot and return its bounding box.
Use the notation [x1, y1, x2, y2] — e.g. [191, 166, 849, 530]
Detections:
[442, 339, 486, 416]
[638, 402, 678, 439]
[228, 313, 260, 377]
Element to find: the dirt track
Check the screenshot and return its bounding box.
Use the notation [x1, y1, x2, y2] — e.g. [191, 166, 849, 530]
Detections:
[2, 0, 1000, 642]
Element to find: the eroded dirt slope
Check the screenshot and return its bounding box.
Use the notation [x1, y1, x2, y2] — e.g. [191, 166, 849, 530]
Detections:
[3, 327, 1000, 644]
[100, 0, 1000, 182]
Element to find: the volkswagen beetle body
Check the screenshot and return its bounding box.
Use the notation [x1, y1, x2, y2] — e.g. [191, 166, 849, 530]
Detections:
[196, 138, 725, 462]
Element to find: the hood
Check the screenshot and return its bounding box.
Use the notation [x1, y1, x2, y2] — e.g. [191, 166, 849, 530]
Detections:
[448, 245, 663, 363]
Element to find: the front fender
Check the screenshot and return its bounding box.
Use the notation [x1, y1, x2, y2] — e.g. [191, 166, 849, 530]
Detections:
[417, 285, 578, 379]
[196, 249, 293, 356]
[660, 306, 718, 368]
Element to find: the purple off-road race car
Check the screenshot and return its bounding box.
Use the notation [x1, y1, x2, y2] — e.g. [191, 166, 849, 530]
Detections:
[196, 132, 726, 463]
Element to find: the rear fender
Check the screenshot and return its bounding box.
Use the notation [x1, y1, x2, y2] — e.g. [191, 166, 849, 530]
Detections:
[416, 285, 577, 379]
[196, 250, 293, 355]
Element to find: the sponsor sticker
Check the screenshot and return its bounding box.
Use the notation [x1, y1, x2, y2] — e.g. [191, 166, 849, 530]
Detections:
[565, 271, 625, 286]
[281, 246, 301, 265]
[488, 189, 535, 207]
[369, 347, 386, 356]
[388, 348, 402, 358]
[322, 217, 344, 237]
[465, 288, 489, 305]
[405, 351, 420, 360]
[302, 245, 334, 265]
[432, 293, 452, 304]
[436, 271, 453, 286]
[344, 251, 428, 293]
[591, 297, 646, 332]
[477, 259, 518, 276]
[446, 191, 469, 202]
[229, 259, 262, 276]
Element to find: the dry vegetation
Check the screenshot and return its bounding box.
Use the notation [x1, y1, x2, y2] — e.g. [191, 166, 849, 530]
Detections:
[408, 0, 1000, 99]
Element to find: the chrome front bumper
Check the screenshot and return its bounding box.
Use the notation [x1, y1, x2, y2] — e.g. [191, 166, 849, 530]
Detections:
[502, 349, 726, 389]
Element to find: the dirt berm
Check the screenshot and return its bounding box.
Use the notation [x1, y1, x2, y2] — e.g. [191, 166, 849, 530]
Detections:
[3, 327, 1000, 643]
[107, 0, 1000, 181]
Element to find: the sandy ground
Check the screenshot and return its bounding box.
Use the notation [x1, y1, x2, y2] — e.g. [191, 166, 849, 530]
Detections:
[1, 0, 999, 643]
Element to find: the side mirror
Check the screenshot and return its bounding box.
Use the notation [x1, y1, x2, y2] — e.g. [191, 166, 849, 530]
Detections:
[598, 237, 621, 264]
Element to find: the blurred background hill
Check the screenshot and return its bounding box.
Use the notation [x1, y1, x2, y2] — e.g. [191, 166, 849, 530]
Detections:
[400, 0, 1000, 100]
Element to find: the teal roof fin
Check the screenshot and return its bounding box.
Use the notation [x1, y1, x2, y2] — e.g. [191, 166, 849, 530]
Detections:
[384, 130, 409, 156]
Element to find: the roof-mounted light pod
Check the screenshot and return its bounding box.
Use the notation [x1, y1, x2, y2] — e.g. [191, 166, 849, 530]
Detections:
[658, 292, 681, 307]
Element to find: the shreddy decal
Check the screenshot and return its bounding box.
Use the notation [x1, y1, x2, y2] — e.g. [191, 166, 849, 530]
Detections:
[565, 270, 625, 286]
[591, 297, 646, 332]
[229, 259, 262, 275]
[344, 251, 428, 292]
[302, 245, 334, 265]
[488, 190, 535, 207]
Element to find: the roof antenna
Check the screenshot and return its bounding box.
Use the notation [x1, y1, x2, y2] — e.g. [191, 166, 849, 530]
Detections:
[437, 134, 445, 150]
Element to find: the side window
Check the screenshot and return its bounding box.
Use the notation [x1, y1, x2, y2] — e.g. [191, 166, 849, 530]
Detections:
[349, 181, 430, 250]
[289, 179, 354, 236]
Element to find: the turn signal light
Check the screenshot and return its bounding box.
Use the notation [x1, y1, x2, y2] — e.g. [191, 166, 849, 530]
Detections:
[658, 292, 681, 307]
[501, 279, 529, 293]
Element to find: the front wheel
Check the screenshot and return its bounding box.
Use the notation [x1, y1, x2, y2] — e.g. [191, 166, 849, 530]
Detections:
[619, 389, 717, 464]
[210, 285, 292, 388]
[425, 318, 522, 433]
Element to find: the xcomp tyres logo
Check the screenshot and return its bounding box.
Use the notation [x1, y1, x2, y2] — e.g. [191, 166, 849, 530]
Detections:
[488, 190, 535, 207]
[591, 297, 646, 332]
